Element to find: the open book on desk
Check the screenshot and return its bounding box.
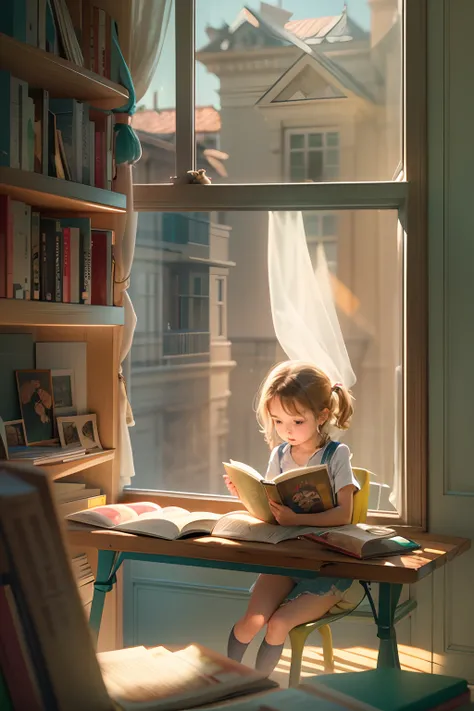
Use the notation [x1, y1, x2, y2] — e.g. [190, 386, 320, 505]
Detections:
[223, 459, 335, 524]
[97, 643, 277, 711]
[304, 526, 420, 559]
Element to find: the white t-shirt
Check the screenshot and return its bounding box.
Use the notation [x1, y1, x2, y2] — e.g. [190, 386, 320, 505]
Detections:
[265, 441, 360, 498]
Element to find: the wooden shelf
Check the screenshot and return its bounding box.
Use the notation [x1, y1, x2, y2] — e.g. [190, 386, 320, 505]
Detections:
[43, 450, 115, 481]
[0, 300, 124, 327]
[0, 34, 129, 110]
[0, 167, 126, 214]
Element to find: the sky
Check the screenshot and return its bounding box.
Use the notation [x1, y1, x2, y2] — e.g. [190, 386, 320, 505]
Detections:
[140, 0, 371, 111]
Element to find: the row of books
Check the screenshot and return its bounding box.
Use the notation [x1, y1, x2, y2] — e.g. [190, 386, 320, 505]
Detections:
[0, 199, 115, 305]
[0, 71, 114, 189]
[1, 0, 121, 84]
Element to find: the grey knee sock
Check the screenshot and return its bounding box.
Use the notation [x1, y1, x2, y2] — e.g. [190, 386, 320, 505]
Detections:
[255, 638, 284, 676]
[227, 626, 250, 663]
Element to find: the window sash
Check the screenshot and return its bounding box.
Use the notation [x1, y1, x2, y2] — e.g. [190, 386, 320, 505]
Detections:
[129, 0, 428, 530]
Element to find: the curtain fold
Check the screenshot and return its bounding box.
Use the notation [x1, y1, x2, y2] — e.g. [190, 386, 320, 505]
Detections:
[114, 0, 172, 488]
[268, 211, 356, 388]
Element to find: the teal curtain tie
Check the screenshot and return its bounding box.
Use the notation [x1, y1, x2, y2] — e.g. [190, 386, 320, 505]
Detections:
[111, 21, 142, 166]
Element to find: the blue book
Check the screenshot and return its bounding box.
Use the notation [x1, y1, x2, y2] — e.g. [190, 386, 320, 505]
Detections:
[0, 0, 27, 42]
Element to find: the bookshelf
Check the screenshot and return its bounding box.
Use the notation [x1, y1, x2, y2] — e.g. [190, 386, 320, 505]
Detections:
[0, 167, 127, 214]
[44, 450, 116, 481]
[0, 33, 129, 110]
[0, 6, 128, 652]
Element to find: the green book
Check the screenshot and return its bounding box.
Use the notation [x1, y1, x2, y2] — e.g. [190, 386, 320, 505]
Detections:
[302, 670, 469, 711]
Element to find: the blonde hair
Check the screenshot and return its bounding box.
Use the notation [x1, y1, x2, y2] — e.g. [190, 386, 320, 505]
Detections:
[255, 360, 353, 449]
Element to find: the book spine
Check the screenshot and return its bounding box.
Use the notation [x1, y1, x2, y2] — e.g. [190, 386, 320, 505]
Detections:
[92, 6, 99, 74]
[80, 229, 91, 304]
[94, 128, 103, 188]
[69, 226, 80, 303]
[88, 120, 95, 186]
[106, 113, 113, 190]
[19, 80, 29, 171]
[58, 494, 107, 518]
[47, 110, 56, 177]
[26, 96, 35, 171]
[39, 218, 56, 301]
[25, 0, 38, 46]
[37, 0, 46, 50]
[5, 196, 14, 299]
[106, 230, 113, 306]
[82, 103, 90, 185]
[54, 225, 62, 302]
[91, 230, 107, 305]
[45, 0, 57, 54]
[12, 201, 31, 300]
[62, 226, 70, 303]
[0, 196, 9, 298]
[98, 9, 106, 77]
[0, 0, 27, 42]
[105, 12, 111, 79]
[31, 210, 40, 299]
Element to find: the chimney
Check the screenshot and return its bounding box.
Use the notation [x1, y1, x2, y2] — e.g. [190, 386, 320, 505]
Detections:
[259, 2, 293, 27]
[367, 0, 398, 47]
[153, 91, 159, 112]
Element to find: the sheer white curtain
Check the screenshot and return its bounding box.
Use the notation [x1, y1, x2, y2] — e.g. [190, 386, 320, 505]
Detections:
[114, 0, 172, 488]
[268, 211, 356, 388]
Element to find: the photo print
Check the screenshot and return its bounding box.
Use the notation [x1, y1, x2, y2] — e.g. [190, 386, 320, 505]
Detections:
[16, 370, 55, 445]
[57, 414, 102, 451]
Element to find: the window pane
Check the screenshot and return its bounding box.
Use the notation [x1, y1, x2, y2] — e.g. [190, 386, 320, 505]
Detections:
[290, 134, 305, 150]
[194, 0, 402, 183]
[132, 0, 176, 183]
[128, 209, 402, 516]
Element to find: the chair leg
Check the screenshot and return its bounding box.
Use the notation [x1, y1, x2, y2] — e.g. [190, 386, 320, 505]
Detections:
[318, 624, 334, 673]
[288, 628, 309, 687]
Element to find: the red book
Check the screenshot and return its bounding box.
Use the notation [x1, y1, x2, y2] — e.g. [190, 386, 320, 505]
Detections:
[91, 230, 108, 305]
[0, 194, 9, 298]
[62, 227, 71, 303]
[0, 586, 43, 710]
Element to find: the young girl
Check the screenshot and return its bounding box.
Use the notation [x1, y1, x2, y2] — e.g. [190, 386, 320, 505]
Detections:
[223, 360, 360, 676]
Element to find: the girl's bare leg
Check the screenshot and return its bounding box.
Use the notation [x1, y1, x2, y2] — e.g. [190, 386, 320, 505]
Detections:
[233, 574, 295, 643]
[265, 592, 341, 645]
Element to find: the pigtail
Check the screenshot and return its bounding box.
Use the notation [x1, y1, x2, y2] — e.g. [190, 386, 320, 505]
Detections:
[331, 383, 353, 430]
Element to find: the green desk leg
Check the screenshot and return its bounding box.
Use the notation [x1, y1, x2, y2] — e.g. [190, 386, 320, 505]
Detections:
[377, 583, 403, 669]
[89, 550, 121, 646]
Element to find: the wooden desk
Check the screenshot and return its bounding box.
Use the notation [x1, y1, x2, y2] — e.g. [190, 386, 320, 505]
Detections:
[67, 526, 470, 670]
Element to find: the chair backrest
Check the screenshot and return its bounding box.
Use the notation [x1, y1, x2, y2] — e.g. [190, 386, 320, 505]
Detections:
[351, 468, 371, 524]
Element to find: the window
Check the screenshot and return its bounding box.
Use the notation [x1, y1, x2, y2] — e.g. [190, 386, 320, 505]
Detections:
[131, 0, 427, 528]
[287, 130, 340, 182]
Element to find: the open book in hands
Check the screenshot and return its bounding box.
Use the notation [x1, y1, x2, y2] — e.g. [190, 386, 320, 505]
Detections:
[223, 459, 335, 523]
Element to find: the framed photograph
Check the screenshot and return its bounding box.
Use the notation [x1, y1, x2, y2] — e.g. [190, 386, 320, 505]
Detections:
[51, 369, 76, 417]
[16, 370, 55, 445]
[4, 419, 26, 448]
[57, 414, 102, 451]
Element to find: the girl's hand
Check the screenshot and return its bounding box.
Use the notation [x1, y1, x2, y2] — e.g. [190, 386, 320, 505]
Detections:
[223, 474, 239, 497]
[269, 500, 299, 526]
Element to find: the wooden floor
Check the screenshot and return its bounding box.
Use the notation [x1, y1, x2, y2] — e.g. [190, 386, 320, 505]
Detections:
[270, 643, 459, 686]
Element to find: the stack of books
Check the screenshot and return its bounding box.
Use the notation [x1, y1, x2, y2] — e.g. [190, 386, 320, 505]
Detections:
[53, 480, 106, 518]
[0, 203, 115, 305]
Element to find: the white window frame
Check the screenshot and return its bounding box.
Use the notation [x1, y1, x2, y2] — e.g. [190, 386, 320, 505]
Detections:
[130, 0, 428, 530]
[285, 128, 340, 182]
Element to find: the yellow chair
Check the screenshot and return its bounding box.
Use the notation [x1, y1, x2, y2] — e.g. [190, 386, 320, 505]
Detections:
[288, 467, 371, 686]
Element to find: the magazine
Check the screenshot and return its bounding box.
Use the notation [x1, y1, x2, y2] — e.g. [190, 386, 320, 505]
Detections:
[97, 643, 277, 710]
[223, 459, 335, 524]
